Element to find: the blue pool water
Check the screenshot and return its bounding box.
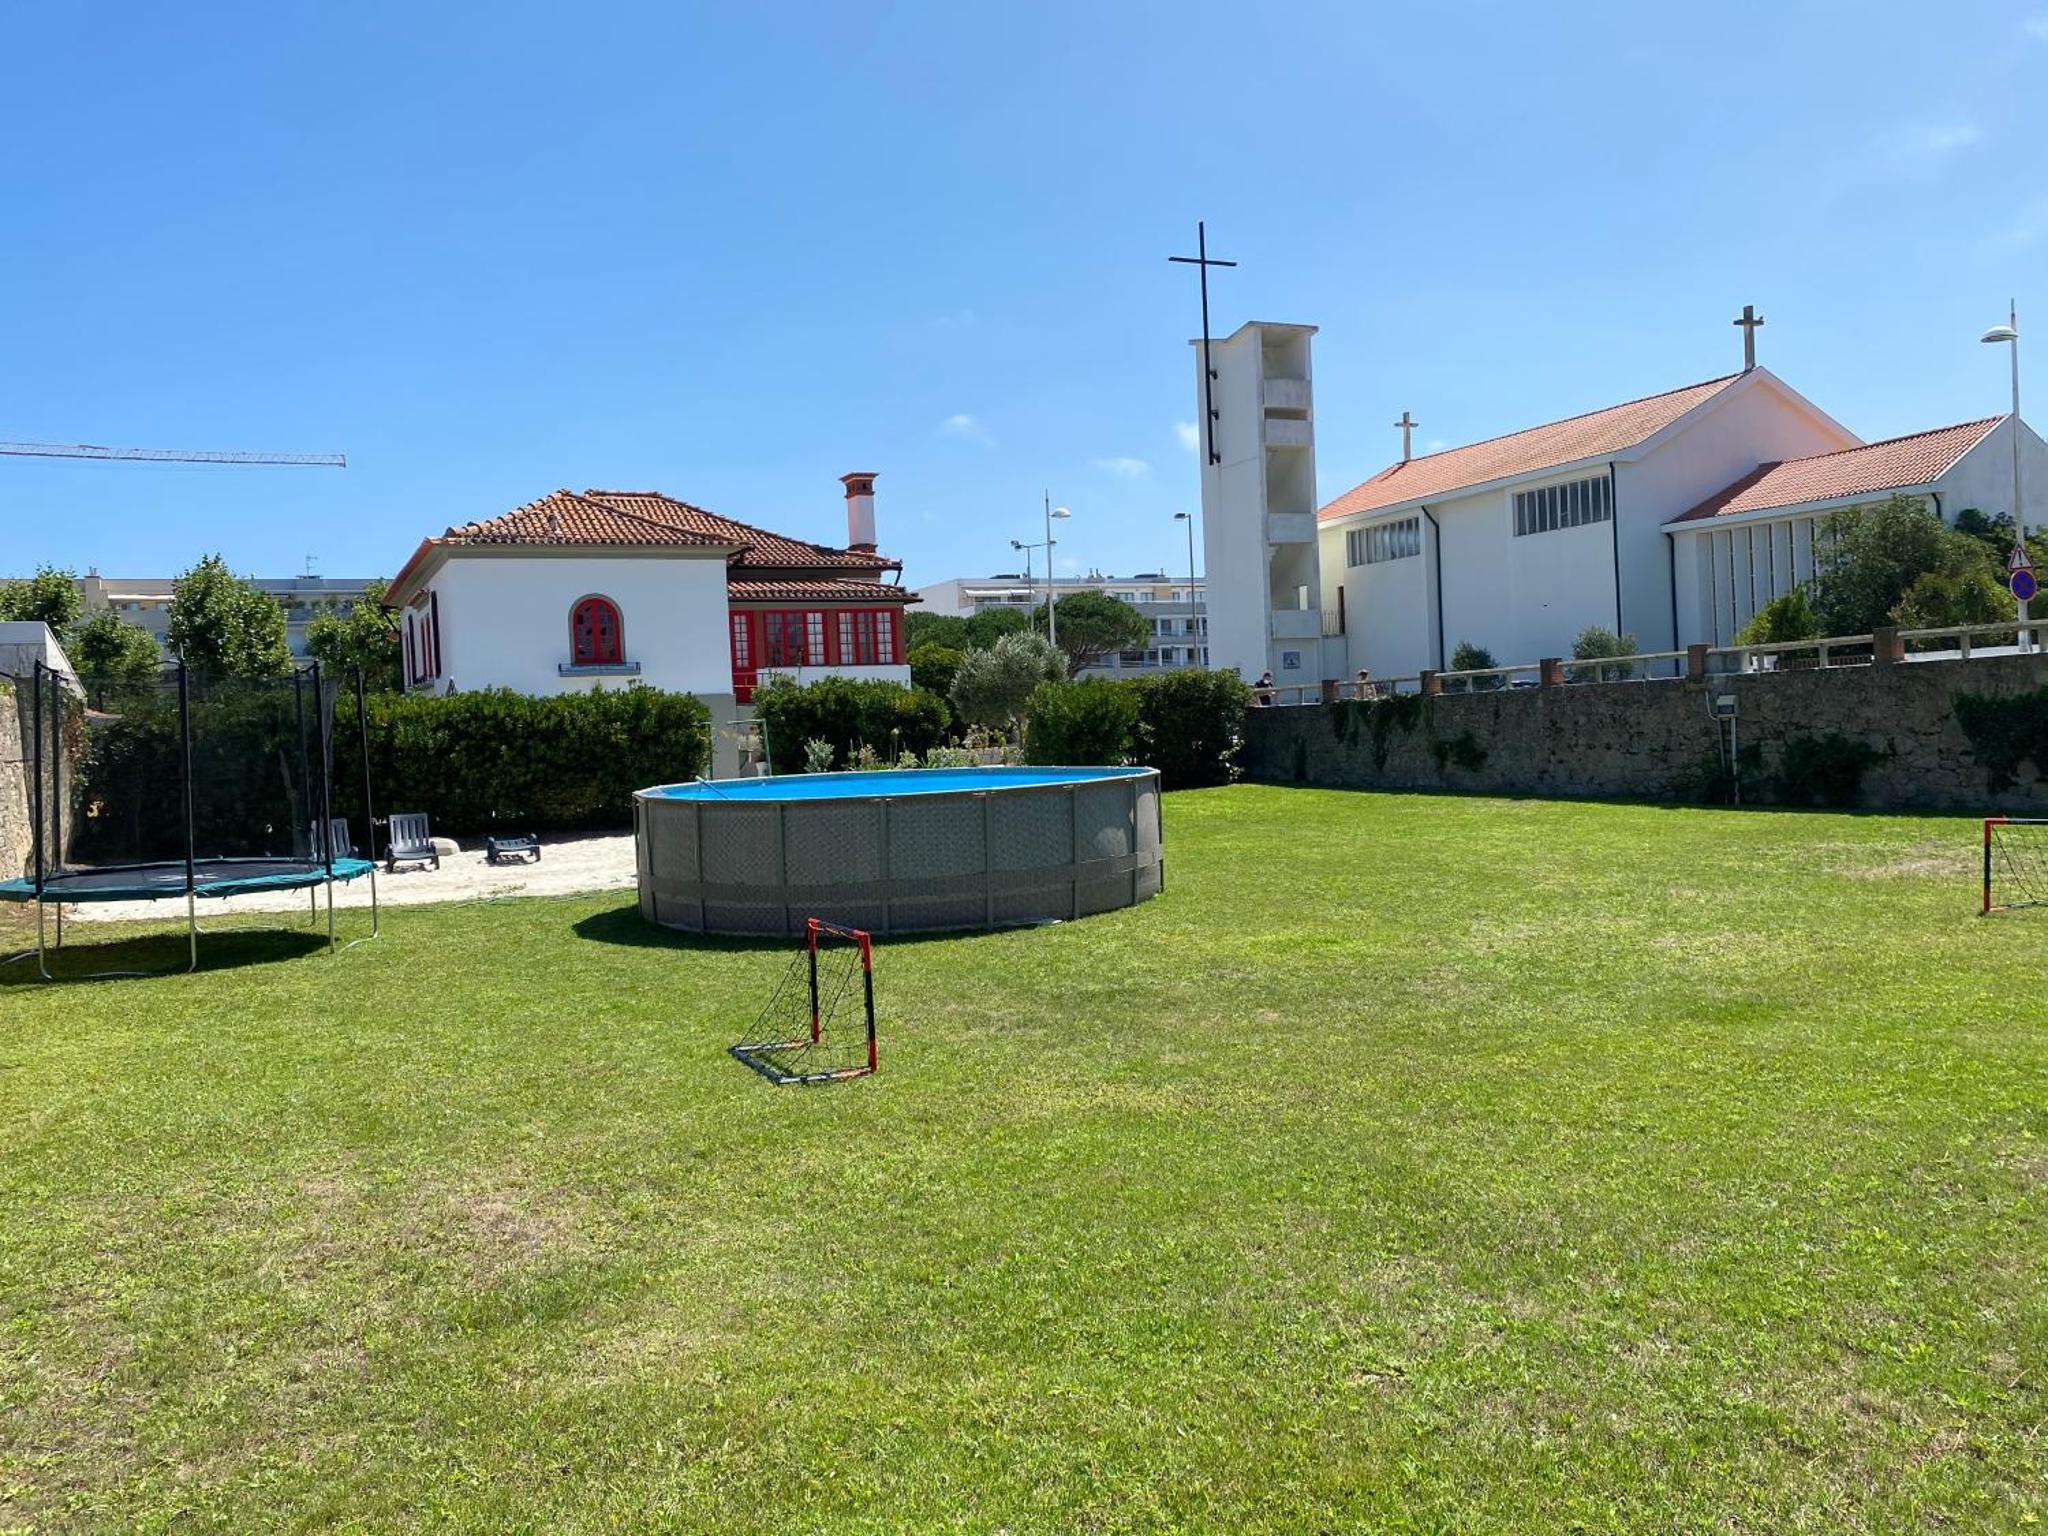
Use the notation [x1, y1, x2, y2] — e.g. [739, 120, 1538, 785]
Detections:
[648, 765, 1151, 802]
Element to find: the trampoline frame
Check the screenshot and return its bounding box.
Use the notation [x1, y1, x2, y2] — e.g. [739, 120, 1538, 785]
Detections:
[2, 660, 384, 982]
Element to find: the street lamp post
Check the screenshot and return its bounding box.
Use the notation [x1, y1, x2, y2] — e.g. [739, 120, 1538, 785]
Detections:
[1982, 305, 2026, 648]
[1044, 494, 1071, 646]
[1173, 511, 1198, 667]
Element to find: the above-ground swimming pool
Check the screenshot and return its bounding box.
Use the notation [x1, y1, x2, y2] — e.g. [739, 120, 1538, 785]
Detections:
[635, 765, 1162, 936]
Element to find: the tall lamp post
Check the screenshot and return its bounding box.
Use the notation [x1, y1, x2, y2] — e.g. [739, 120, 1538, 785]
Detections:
[1982, 305, 2026, 648]
[1044, 494, 1072, 645]
[1173, 511, 1199, 665]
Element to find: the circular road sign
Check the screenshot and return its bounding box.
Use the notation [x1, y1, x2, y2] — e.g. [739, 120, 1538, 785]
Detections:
[2014, 567, 2039, 604]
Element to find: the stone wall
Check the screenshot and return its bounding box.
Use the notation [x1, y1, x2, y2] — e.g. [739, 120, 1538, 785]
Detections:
[1243, 653, 2048, 811]
[0, 683, 29, 880]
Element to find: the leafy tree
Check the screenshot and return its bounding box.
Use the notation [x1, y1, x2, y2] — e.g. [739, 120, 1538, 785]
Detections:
[1891, 566, 2015, 631]
[908, 642, 964, 700]
[1449, 641, 1496, 671]
[304, 579, 401, 691]
[0, 565, 82, 640]
[1950, 508, 2048, 570]
[71, 610, 164, 689]
[1810, 496, 1969, 636]
[1734, 588, 1822, 646]
[963, 606, 1030, 649]
[1033, 590, 1150, 678]
[948, 631, 1064, 734]
[166, 555, 293, 679]
[905, 611, 968, 651]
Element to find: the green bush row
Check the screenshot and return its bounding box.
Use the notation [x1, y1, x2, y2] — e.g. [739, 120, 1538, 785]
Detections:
[1022, 669, 1252, 790]
[334, 685, 711, 835]
[751, 675, 951, 772]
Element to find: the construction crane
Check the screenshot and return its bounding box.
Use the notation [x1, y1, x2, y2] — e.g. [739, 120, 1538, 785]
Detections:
[0, 440, 345, 467]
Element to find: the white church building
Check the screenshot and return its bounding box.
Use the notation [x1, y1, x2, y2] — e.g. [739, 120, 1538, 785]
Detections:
[1196, 317, 2047, 682]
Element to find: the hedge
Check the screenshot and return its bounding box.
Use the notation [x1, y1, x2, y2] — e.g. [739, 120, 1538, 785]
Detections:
[751, 675, 950, 771]
[1134, 669, 1251, 789]
[334, 686, 711, 836]
[1015, 668, 1252, 789]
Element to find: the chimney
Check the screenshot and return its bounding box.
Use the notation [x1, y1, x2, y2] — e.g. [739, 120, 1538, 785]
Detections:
[841, 472, 878, 550]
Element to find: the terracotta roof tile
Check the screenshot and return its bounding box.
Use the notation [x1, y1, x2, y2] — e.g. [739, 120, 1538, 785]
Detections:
[583, 490, 896, 571]
[443, 489, 735, 549]
[726, 578, 916, 603]
[1319, 375, 1745, 522]
[1670, 418, 2001, 523]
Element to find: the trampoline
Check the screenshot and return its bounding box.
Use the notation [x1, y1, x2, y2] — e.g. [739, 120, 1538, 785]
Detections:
[3, 659, 383, 980]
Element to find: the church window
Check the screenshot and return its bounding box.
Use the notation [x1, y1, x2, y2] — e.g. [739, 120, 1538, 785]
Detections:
[1349, 518, 1421, 566]
[570, 595, 624, 665]
[1514, 474, 1612, 536]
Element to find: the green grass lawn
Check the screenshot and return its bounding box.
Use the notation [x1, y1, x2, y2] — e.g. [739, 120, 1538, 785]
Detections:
[3, 787, 2046, 1532]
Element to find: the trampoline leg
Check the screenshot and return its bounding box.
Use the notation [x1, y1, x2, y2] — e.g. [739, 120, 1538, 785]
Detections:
[326, 879, 337, 953]
[368, 866, 380, 939]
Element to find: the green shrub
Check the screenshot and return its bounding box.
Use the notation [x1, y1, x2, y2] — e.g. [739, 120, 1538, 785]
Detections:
[1734, 588, 1821, 646]
[1450, 641, 1496, 671]
[1776, 732, 1883, 808]
[1024, 679, 1140, 765]
[752, 674, 950, 771]
[908, 643, 964, 700]
[1569, 625, 1639, 683]
[334, 685, 711, 836]
[1132, 669, 1252, 790]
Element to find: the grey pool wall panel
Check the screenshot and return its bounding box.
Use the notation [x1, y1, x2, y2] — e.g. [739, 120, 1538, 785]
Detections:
[634, 768, 1164, 936]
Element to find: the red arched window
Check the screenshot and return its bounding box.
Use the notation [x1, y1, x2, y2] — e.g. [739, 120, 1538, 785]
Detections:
[570, 595, 623, 666]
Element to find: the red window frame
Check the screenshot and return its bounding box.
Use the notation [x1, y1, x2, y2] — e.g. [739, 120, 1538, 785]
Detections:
[729, 608, 904, 695]
[570, 594, 624, 666]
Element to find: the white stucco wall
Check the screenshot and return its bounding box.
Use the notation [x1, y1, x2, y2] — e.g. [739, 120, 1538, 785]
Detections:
[1616, 376, 1856, 650]
[1937, 418, 2048, 531]
[414, 552, 735, 697]
[1326, 520, 1437, 679]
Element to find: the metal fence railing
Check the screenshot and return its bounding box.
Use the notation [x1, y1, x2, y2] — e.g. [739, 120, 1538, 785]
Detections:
[1249, 622, 2043, 707]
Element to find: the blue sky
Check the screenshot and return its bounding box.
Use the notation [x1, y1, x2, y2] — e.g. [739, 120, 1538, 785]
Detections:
[3, 0, 2043, 589]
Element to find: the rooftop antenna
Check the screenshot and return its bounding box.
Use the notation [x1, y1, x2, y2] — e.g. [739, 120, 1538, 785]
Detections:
[1169, 221, 1237, 466]
[1733, 304, 1765, 373]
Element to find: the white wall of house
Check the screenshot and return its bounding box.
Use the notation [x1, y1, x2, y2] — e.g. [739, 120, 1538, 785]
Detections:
[410, 552, 734, 696]
[1615, 377, 1856, 650]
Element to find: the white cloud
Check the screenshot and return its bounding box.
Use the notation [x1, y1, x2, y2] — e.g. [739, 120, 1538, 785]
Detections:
[1093, 456, 1152, 480]
[1872, 118, 1983, 178]
[939, 413, 995, 448]
[2023, 12, 2048, 39]
[1174, 421, 1201, 455]
[1423, 439, 1450, 455]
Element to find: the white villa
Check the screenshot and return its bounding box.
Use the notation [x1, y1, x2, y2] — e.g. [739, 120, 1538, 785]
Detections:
[1317, 368, 2048, 675]
[383, 474, 915, 751]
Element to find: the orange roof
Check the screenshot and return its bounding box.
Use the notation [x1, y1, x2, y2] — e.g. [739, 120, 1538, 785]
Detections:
[389, 486, 899, 604]
[727, 578, 916, 604]
[585, 491, 894, 572]
[1671, 418, 2001, 523]
[1319, 374, 1744, 522]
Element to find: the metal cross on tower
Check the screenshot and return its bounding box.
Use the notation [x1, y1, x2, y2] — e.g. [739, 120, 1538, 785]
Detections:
[1733, 304, 1765, 372]
[1169, 222, 1237, 466]
[1395, 410, 1419, 463]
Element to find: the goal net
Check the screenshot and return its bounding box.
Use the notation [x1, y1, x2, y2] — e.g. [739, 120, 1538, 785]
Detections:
[1983, 819, 2048, 913]
[730, 919, 877, 1084]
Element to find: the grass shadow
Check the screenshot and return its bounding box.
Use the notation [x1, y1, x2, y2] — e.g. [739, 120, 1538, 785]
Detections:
[571, 903, 1049, 953]
[1, 926, 331, 986]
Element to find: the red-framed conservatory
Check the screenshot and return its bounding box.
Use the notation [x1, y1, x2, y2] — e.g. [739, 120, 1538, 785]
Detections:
[729, 605, 907, 702]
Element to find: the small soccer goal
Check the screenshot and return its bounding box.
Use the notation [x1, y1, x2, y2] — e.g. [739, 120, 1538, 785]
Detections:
[1983, 818, 2048, 913]
[730, 919, 878, 1085]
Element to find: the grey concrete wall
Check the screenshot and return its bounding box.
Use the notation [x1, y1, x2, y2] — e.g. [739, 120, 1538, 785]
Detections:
[1243, 654, 2048, 811]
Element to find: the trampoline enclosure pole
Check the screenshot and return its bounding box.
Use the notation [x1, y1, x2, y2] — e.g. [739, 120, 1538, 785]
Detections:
[30, 663, 44, 893]
[179, 664, 198, 970]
